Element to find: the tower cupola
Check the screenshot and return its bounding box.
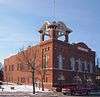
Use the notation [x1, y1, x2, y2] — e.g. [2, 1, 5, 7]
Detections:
[39, 21, 72, 42]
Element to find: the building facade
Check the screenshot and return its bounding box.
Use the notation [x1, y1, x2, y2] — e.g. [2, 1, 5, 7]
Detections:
[4, 21, 96, 89]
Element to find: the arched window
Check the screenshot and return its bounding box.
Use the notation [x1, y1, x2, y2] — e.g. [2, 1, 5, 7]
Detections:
[82, 62, 85, 72]
[90, 61, 93, 73]
[70, 57, 75, 71]
[58, 54, 63, 69]
[78, 59, 82, 72]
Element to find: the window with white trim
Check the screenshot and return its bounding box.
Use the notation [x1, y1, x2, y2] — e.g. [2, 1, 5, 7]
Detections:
[58, 54, 63, 69]
[70, 57, 75, 71]
[90, 61, 93, 73]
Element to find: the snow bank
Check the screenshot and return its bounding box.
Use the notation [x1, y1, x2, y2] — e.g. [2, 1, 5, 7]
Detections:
[0, 84, 49, 93]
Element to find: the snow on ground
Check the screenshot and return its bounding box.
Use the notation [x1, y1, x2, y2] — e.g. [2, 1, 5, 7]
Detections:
[0, 84, 49, 93]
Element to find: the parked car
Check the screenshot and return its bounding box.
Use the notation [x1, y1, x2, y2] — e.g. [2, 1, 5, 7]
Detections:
[62, 83, 94, 96]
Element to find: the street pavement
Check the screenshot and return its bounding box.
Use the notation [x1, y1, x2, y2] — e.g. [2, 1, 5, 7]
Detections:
[0, 91, 100, 97]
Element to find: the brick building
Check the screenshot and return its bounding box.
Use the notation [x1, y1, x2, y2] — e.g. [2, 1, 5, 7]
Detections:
[4, 21, 96, 89]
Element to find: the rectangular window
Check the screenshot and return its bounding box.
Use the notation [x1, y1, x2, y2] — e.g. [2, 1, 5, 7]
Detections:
[75, 61, 78, 71]
[11, 76, 13, 82]
[45, 77, 48, 82]
[58, 54, 63, 69]
[82, 62, 85, 72]
[17, 63, 23, 71]
[8, 77, 10, 81]
[9, 65, 10, 71]
[70, 57, 75, 71]
[43, 76, 48, 82]
[78, 59, 82, 72]
[90, 62, 93, 73]
[87, 63, 90, 73]
[18, 77, 19, 82]
[12, 65, 14, 71]
[84, 61, 88, 71]
[5, 66, 7, 71]
[17, 64, 20, 71]
[21, 77, 25, 83]
[42, 54, 48, 68]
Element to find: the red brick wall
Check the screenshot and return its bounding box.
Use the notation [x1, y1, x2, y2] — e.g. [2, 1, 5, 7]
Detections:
[4, 39, 54, 89]
[4, 39, 96, 89]
[52, 40, 95, 87]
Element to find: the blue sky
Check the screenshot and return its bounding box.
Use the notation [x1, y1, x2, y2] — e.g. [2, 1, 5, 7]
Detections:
[0, 0, 100, 64]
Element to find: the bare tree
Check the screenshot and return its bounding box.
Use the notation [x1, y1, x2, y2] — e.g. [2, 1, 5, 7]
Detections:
[17, 45, 48, 93]
[40, 52, 48, 91]
[36, 56, 47, 91]
[17, 46, 39, 94]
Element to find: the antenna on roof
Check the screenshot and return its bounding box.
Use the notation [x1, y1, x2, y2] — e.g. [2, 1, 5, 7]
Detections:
[53, 0, 56, 20]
